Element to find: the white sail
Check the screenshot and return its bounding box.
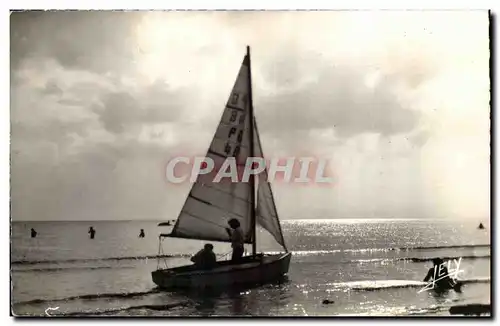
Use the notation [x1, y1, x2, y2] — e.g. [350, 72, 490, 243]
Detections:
[254, 119, 287, 250]
[167, 55, 253, 243]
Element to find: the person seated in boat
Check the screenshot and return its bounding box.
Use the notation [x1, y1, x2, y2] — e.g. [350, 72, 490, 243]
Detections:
[190, 243, 217, 270]
[30, 228, 37, 238]
[478, 223, 485, 229]
[226, 218, 244, 262]
[423, 258, 459, 290]
[139, 229, 145, 238]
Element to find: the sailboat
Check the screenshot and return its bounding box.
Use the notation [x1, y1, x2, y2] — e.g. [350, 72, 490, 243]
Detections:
[152, 46, 291, 289]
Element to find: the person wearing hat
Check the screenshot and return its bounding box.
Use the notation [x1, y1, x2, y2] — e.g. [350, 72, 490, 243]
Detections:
[226, 218, 244, 262]
[191, 243, 217, 270]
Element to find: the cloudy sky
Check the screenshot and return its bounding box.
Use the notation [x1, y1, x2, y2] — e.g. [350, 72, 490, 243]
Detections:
[10, 10, 489, 221]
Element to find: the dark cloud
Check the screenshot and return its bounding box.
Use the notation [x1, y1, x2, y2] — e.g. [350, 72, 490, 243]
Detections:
[10, 11, 140, 72]
[257, 58, 420, 139]
[92, 80, 189, 135]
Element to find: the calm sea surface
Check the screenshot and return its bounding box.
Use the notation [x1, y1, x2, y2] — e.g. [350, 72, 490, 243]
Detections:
[11, 219, 490, 316]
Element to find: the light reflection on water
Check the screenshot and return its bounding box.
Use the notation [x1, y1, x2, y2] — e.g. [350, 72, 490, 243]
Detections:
[11, 219, 490, 316]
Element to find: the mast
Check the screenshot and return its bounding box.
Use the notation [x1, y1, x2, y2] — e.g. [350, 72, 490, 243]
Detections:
[247, 45, 257, 256]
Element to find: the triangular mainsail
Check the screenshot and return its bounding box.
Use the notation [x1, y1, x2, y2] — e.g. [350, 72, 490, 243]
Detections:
[167, 54, 253, 244]
[254, 119, 287, 250]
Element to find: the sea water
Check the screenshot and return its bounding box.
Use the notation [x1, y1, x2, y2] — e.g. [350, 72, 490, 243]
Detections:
[11, 218, 490, 316]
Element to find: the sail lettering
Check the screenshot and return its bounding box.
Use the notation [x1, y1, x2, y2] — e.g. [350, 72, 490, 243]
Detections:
[238, 114, 246, 125]
[231, 93, 239, 105]
[237, 130, 243, 142]
[224, 142, 232, 155]
[233, 145, 240, 158]
[229, 110, 238, 122]
[228, 127, 237, 138]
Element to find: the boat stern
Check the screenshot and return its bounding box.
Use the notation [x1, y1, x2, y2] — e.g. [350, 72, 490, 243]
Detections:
[152, 269, 176, 288]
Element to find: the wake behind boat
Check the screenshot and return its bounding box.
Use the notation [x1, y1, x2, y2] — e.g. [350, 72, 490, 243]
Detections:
[152, 46, 291, 290]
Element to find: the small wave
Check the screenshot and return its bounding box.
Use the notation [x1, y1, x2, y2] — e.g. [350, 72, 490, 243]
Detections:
[351, 254, 490, 264]
[10, 254, 178, 266]
[408, 255, 490, 262]
[460, 277, 491, 284]
[327, 280, 426, 291]
[60, 301, 191, 316]
[267, 244, 490, 256]
[11, 265, 129, 273]
[264, 252, 489, 264]
[407, 303, 491, 316]
[354, 255, 490, 264]
[326, 278, 490, 292]
[406, 244, 490, 251]
[407, 305, 450, 316]
[11, 244, 490, 266]
[13, 289, 160, 306]
[345, 244, 491, 252]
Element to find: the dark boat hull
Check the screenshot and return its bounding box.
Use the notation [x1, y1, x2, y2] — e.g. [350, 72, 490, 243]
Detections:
[152, 253, 291, 289]
[449, 304, 491, 316]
